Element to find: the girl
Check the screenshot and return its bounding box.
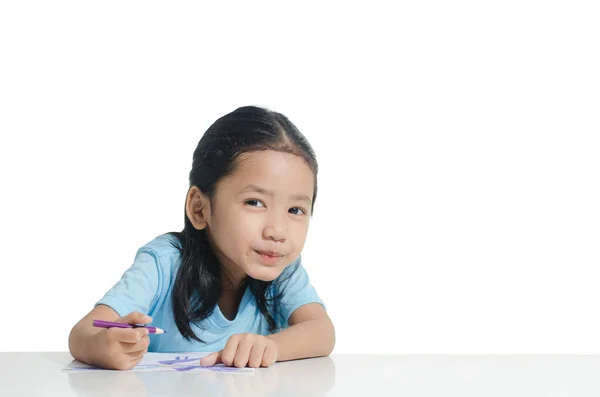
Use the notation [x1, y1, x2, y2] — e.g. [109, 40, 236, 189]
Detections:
[68, 106, 335, 370]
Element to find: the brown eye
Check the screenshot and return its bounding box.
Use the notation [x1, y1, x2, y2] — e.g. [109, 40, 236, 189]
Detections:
[245, 199, 265, 208]
[289, 207, 306, 215]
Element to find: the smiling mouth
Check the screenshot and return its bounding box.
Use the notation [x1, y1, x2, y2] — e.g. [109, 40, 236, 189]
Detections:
[255, 250, 284, 258]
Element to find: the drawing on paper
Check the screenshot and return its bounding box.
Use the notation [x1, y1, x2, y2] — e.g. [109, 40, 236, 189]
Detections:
[64, 352, 254, 373]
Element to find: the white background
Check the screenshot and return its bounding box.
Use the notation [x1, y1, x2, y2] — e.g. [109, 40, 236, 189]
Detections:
[1, 1, 599, 354]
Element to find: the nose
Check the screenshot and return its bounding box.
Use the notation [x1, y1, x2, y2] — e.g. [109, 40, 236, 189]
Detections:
[262, 213, 286, 242]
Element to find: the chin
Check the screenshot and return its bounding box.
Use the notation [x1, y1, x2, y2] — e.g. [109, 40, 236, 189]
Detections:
[246, 265, 284, 282]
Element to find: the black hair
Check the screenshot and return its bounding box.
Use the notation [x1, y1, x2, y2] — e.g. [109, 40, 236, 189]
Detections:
[169, 106, 318, 342]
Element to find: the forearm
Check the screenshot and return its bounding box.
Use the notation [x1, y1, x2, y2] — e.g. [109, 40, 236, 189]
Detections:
[68, 320, 101, 364]
[69, 305, 118, 365]
[266, 317, 335, 362]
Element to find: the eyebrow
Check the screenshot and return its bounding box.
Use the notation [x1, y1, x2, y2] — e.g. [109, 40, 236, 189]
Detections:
[239, 184, 313, 205]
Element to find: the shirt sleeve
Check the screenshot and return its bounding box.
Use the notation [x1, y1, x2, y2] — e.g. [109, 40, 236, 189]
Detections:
[94, 248, 161, 318]
[275, 256, 325, 327]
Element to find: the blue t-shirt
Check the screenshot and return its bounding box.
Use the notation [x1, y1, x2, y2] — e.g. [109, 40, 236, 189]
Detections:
[95, 234, 325, 353]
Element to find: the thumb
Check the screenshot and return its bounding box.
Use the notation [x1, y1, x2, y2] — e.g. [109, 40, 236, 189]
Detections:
[117, 311, 152, 325]
[200, 352, 222, 367]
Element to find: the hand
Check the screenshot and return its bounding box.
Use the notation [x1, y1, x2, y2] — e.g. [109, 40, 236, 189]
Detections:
[92, 311, 152, 370]
[200, 333, 278, 368]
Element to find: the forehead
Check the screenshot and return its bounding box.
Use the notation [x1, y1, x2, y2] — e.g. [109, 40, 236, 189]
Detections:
[220, 150, 315, 195]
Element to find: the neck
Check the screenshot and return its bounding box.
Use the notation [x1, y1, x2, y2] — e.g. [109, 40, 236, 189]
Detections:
[221, 267, 248, 292]
[206, 232, 248, 290]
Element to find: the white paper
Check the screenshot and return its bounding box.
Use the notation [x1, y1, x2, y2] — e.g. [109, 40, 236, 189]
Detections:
[65, 352, 255, 373]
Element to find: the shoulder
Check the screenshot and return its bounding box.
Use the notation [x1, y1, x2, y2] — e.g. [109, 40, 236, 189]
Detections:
[277, 256, 302, 278]
[273, 256, 310, 292]
[137, 233, 182, 259]
[133, 233, 183, 284]
[271, 255, 325, 327]
[95, 233, 183, 317]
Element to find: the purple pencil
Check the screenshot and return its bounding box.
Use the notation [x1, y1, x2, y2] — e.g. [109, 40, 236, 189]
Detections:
[93, 319, 166, 334]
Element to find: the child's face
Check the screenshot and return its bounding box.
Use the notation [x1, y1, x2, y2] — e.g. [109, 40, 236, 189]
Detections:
[206, 150, 314, 284]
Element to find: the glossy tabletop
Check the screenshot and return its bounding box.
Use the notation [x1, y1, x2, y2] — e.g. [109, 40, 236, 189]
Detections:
[2, 353, 600, 396]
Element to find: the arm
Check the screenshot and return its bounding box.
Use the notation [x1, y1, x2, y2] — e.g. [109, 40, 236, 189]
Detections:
[68, 304, 120, 365]
[266, 302, 335, 361]
[199, 303, 335, 368]
[199, 261, 333, 368]
[69, 245, 161, 369]
[69, 304, 151, 369]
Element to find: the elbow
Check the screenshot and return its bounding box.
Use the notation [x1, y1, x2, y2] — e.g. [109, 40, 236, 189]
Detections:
[323, 318, 336, 356]
[68, 321, 88, 363]
[68, 324, 79, 358]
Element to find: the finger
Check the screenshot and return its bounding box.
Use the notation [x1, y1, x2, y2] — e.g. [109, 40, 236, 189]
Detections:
[113, 350, 146, 370]
[121, 335, 150, 353]
[126, 349, 147, 362]
[248, 343, 266, 368]
[124, 351, 146, 370]
[233, 338, 255, 368]
[220, 336, 241, 367]
[261, 344, 278, 367]
[117, 311, 152, 325]
[200, 352, 222, 367]
[109, 327, 149, 343]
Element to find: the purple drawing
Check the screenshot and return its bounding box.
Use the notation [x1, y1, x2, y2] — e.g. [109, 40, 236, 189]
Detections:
[158, 355, 201, 365]
[65, 353, 253, 373]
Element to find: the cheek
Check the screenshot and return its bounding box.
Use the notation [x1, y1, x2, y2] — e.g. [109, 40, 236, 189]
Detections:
[238, 213, 264, 240]
[218, 212, 262, 247]
[289, 221, 310, 250]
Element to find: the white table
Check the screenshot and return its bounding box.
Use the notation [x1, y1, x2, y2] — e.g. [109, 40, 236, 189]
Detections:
[2, 353, 600, 396]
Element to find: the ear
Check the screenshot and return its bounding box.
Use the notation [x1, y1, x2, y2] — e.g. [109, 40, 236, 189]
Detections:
[185, 186, 211, 230]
